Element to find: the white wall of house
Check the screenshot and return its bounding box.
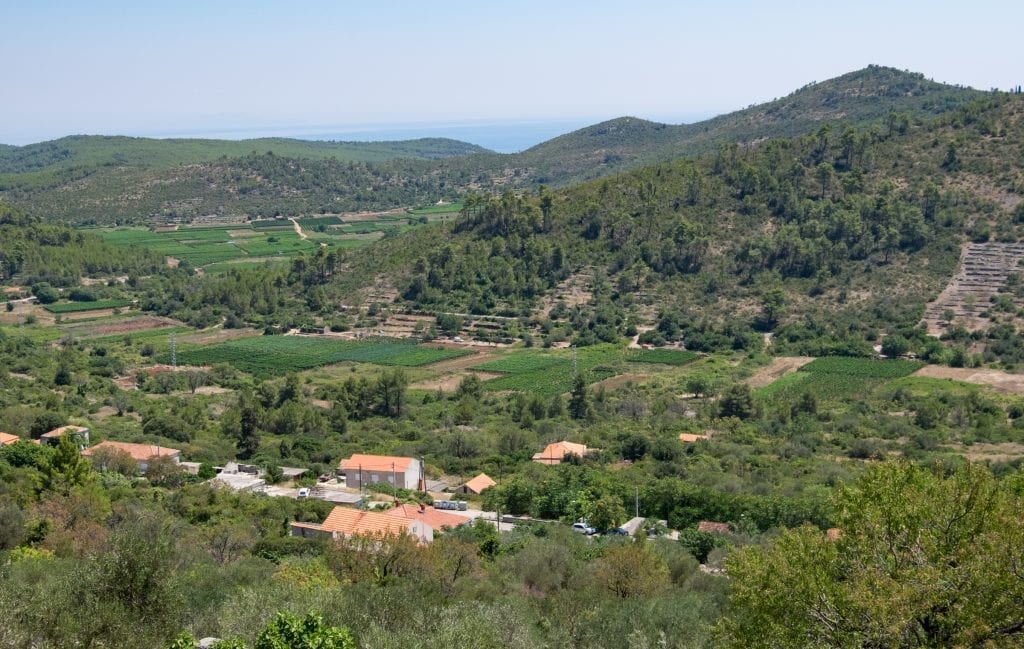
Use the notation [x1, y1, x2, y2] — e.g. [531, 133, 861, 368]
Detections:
[343, 460, 421, 490]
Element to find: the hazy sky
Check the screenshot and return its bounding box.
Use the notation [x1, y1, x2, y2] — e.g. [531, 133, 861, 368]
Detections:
[3, 0, 1022, 145]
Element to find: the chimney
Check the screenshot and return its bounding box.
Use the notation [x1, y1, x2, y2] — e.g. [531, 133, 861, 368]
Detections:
[418, 502, 426, 513]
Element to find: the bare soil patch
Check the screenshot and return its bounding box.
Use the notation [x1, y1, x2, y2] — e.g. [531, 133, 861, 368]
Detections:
[340, 209, 406, 222]
[93, 406, 119, 419]
[80, 275, 127, 286]
[411, 371, 503, 393]
[912, 365, 1024, 394]
[90, 316, 180, 336]
[746, 356, 814, 388]
[193, 386, 232, 395]
[180, 328, 260, 345]
[421, 350, 499, 371]
[227, 229, 261, 237]
[61, 308, 118, 321]
[592, 373, 649, 391]
[409, 349, 503, 392]
[166, 257, 180, 268]
[948, 441, 1024, 463]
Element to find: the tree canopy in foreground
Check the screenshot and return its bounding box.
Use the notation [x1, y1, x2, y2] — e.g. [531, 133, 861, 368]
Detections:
[720, 461, 1024, 648]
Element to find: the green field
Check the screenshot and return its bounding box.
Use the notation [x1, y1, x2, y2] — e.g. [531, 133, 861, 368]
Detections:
[43, 299, 132, 313]
[168, 335, 470, 376]
[296, 216, 344, 229]
[98, 215, 442, 268]
[473, 344, 626, 396]
[626, 348, 699, 365]
[801, 357, 924, 378]
[756, 356, 925, 402]
[408, 203, 463, 215]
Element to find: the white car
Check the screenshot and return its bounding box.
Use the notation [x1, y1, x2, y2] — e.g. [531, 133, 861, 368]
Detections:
[572, 521, 596, 535]
[297, 488, 310, 498]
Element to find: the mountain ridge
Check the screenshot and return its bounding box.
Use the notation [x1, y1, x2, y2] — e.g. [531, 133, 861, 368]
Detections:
[0, 65, 994, 224]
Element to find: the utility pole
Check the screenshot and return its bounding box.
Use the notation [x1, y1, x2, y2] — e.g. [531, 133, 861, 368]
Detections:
[170, 333, 177, 368]
[571, 345, 577, 376]
[635, 486, 640, 518]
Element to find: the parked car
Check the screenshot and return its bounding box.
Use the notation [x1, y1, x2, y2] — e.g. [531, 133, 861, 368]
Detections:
[572, 521, 596, 535]
[609, 527, 629, 536]
[297, 488, 310, 498]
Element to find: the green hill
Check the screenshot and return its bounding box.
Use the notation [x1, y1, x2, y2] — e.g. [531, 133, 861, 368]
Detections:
[324, 91, 1022, 355]
[0, 135, 489, 173]
[499, 65, 988, 185]
[0, 66, 991, 225]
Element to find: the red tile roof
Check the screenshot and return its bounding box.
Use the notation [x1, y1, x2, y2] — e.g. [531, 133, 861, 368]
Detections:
[319, 506, 413, 536]
[463, 472, 496, 494]
[82, 440, 180, 462]
[0, 432, 19, 446]
[532, 441, 588, 465]
[385, 503, 468, 530]
[339, 453, 417, 472]
[697, 521, 731, 534]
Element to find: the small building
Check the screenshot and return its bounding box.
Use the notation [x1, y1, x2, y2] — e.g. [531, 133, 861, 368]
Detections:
[678, 433, 710, 443]
[339, 454, 423, 490]
[0, 432, 20, 446]
[697, 521, 731, 535]
[290, 506, 433, 544]
[40, 425, 90, 446]
[533, 441, 589, 466]
[459, 472, 496, 495]
[81, 440, 180, 472]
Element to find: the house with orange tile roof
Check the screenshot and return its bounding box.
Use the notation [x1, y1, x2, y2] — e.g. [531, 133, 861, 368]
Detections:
[290, 506, 433, 544]
[81, 440, 181, 472]
[532, 441, 590, 465]
[385, 502, 469, 530]
[697, 521, 731, 534]
[459, 472, 496, 495]
[0, 432, 20, 446]
[39, 425, 90, 446]
[338, 453, 423, 490]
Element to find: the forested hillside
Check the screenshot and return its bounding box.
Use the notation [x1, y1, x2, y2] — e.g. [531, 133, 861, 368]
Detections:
[326, 93, 1022, 354]
[0, 202, 164, 284]
[0, 66, 990, 225]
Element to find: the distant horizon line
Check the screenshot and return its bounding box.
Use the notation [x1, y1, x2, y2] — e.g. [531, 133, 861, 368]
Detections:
[0, 112, 717, 151]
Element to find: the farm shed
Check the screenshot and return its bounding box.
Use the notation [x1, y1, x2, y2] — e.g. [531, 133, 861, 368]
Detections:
[533, 441, 590, 465]
[459, 472, 496, 495]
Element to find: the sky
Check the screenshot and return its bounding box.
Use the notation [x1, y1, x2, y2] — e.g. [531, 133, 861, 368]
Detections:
[2, 0, 1023, 146]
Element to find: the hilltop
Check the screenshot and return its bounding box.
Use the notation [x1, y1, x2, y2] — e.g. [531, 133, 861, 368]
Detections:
[0, 66, 990, 224]
[507, 65, 987, 185]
